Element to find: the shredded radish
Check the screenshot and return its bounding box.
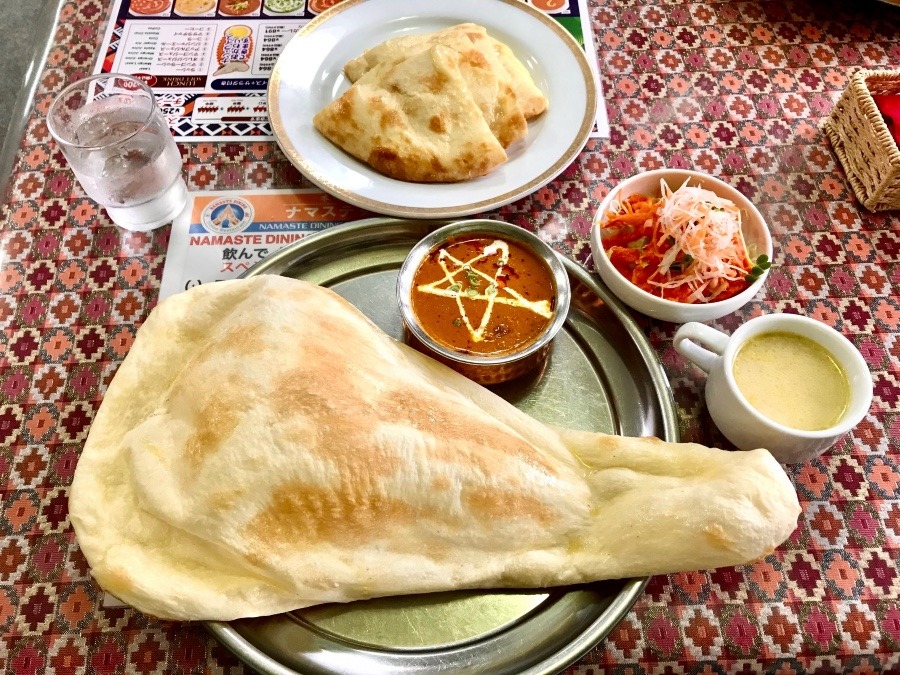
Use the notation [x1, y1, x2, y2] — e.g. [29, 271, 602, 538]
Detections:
[649, 179, 751, 302]
[600, 180, 756, 304]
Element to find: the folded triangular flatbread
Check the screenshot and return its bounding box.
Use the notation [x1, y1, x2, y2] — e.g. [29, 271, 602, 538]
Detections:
[345, 23, 548, 121]
[314, 44, 508, 182]
[488, 37, 549, 120]
[344, 24, 530, 147]
[70, 276, 801, 621]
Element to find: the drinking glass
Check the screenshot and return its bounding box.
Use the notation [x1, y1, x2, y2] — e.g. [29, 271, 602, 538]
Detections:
[48, 74, 188, 231]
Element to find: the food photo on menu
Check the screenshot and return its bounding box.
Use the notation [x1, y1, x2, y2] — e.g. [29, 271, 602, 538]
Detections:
[1, 0, 897, 673]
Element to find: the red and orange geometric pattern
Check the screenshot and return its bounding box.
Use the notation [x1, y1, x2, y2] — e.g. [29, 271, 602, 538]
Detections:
[1, 0, 899, 672]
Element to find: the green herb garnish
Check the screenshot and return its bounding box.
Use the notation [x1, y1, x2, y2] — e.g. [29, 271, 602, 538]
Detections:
[465, 288, 479, 298]
[448, 282, 462, 293]
[670, 254, 694, 273]
[745, 254, 771, 282]
[626, 236, 649, 249]
[485, 284, 497, 297]
[452, 318, 462, 327]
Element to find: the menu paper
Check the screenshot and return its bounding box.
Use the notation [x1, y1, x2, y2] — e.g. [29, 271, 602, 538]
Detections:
[95, 0, 608, 140]
[159, 189, 367, 300]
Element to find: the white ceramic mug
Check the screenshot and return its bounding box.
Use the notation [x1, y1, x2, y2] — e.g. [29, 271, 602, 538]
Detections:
[673, 314, 873, 464]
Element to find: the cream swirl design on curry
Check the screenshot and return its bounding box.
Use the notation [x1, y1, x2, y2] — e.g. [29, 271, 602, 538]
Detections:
[410, 236, 556, 356]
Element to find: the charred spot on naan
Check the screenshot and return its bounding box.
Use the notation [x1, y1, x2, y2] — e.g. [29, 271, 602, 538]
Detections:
[218, 323, 267, 357]
[379, 108, 402, 131]
[462, 484, 557, 525]
[206, 489, 246, 514]
[243, 479, 422, 551]
[366, 145, 483, 184]
[363, 139, 500, 184]
[493, 83, 528, 148]
[423, 71, 451, 94]
[312, 95, 360, 147]
[363, 95, 403, 132]
[376, 387, 560, 479]
[366, 145, 405, 181]
[183, 392, 242, 469]
[460, 47, 490, 70]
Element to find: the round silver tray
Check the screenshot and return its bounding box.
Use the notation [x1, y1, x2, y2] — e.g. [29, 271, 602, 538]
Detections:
[208, 217, 678, 675]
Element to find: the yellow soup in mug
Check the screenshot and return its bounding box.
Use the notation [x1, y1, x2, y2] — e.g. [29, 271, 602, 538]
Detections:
[732, 331, 851, 431]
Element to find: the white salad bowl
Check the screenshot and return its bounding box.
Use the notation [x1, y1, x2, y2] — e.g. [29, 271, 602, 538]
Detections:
[590, 169, 772, 324]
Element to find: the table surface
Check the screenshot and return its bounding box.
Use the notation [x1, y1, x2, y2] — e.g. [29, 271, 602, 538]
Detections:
[2, 0, 899, 672]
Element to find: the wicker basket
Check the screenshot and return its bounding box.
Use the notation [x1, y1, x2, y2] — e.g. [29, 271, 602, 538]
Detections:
[823, 69, 900, 212]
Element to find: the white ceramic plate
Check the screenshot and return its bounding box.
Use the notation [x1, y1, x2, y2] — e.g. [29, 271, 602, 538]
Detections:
[267, 0, 597, 218]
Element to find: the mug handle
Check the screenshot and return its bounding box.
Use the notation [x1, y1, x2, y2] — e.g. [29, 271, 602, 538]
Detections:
[673, 322, 730, 373]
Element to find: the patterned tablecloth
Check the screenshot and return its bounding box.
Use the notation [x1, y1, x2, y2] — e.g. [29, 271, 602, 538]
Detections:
[2, 0, 899, 672]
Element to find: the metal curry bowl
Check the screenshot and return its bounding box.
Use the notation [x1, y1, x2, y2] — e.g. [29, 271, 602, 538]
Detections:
[397, 219, 571, 385]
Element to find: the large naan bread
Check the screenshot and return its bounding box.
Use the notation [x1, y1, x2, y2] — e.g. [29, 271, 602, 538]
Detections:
[344, 23, 548, 121]
[314, 44, 508, 182]
[69, 276, 801, 621]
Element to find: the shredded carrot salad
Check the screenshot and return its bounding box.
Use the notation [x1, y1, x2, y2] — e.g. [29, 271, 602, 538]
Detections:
[600, 180, 755, 304]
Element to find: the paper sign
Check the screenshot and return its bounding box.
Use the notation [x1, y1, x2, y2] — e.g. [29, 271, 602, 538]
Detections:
[159, 189, 369, 299]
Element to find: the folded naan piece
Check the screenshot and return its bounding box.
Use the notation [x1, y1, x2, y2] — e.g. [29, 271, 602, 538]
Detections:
[70, 276, 801, 621]
[343, 24, 528, 146]
[489, 38, 549, 120]
[343, 24, 481, 82]
[345, 23, 548, 120]
[314, 44, 508, 182]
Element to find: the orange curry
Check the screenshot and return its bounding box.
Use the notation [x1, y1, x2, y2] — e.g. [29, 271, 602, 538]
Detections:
[410, 236, 556, 357]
